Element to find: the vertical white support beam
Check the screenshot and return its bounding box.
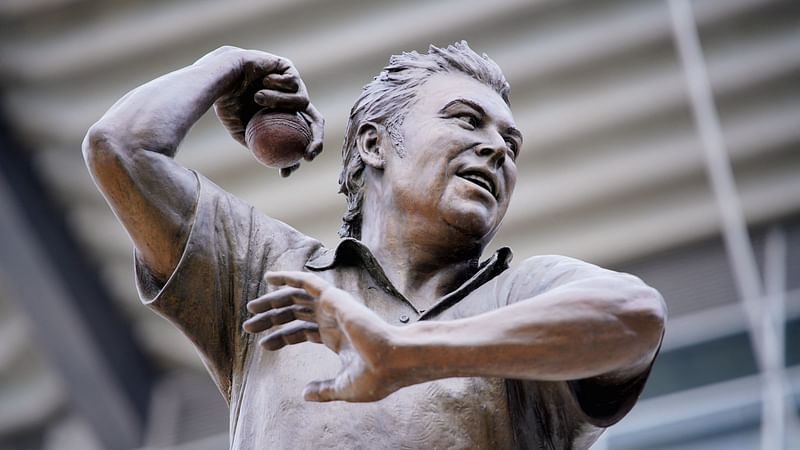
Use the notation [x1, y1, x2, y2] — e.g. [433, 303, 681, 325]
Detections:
[667, 2, 789, 448]
[667, 0, 771, 367]
[763, 226, 800, 449]
[763, 226, 786, 449]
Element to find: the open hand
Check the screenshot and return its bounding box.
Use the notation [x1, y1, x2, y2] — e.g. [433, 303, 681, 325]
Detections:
[243, 271, 405, 402]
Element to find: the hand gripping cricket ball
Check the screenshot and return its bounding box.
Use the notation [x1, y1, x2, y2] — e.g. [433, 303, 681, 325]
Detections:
[245, 109, 312, 169]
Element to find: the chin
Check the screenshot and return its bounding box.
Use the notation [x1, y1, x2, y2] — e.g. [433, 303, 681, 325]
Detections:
[442, 206, 498, 244]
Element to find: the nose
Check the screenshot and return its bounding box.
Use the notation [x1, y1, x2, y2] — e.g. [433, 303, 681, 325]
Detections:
[474, 133, 506, 169]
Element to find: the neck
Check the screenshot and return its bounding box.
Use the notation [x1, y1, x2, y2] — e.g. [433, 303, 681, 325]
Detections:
[359, 178, 483, 310]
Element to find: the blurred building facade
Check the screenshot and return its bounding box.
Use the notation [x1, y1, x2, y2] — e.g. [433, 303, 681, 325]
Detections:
[0, 0, 798, 448]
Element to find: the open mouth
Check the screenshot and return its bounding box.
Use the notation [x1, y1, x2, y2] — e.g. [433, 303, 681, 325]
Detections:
[457, 169, 497, 198]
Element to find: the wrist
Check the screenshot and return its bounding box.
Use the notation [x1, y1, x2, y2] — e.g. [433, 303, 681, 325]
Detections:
[191, 53, 243, 98]
[381, 322, 437, 384]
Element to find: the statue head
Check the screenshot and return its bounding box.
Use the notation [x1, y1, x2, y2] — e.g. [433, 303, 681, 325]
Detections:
[338, 41, 512, 240]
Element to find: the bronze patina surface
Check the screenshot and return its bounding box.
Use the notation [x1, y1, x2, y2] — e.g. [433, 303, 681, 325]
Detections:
[84, 42, 666, 449]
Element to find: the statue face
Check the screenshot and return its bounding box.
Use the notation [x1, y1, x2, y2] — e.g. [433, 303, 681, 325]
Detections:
[383, 72, 521, 244]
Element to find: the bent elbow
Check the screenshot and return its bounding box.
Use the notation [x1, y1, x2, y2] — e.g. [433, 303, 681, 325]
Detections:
[640, 283, 666, 319]
[641, 287, 666, 333]
[83, 123, 114, 170]
[82, 121, 134, 183]
[624, 284, 666, 360]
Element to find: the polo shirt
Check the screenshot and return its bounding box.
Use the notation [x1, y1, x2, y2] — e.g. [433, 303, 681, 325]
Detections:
[135, 172, 654, 449]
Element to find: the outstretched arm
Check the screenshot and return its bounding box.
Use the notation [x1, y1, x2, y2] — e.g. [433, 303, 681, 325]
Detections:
[244, 268, 666, 402]
[83, 46, 323, 281]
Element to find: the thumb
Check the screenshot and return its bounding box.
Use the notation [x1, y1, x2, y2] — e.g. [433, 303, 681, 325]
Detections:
[279, 163, 300, 178]
[303, 378, 338, 402]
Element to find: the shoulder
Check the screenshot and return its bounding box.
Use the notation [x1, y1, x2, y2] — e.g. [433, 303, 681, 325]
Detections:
[195, 171, 321, 255]
[498, 254, 613, 299]
[501, 255, 665, 318]
[511, 254, 613, 276]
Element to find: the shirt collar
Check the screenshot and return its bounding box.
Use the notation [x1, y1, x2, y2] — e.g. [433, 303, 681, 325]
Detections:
[305, 238, 513, 319]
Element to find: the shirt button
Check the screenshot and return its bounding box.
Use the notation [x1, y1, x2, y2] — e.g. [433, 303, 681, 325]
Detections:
[399, 314, 410, 323]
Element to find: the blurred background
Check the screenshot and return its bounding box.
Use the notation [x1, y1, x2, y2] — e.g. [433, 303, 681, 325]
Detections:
[0, 0, 798, 448]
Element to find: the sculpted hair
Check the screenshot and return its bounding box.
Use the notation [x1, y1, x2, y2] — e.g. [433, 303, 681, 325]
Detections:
[337, 41, 511, 239]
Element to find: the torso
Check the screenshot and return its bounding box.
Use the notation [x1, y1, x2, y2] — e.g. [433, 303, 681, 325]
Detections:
[138, 177, 643, 450]
[230, 264, 515, 450]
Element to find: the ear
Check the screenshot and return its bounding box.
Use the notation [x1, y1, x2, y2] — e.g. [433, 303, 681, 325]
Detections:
[356, 122, 385, 169]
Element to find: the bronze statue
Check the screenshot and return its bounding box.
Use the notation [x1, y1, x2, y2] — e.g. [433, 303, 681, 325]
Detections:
[83, 42, 665, 449]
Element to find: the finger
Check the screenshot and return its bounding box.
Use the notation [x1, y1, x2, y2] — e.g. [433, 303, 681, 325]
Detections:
[247, 287, 314, 314]
[232, 58, 284, 98]
[212, 100, 247, 147]
[243, 304, 315, 333]
[279, 163, 300, 178]
[279, 65, 308, 94]
[262, 73, 299, 93]
[303, 378, 338, 402]
[265, 271, 330, 297]
[301, 104, 325, 161]
[240, 52, 288, 84]
[260, 322, 321, 351]
[268, 56, 294, 75]
[270, 65, 311, 110]
[254, 89, 309, 111]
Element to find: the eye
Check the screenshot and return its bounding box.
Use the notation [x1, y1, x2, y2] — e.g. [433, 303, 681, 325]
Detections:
[454, 112, 480, 128]
[504, 138, 518, 160]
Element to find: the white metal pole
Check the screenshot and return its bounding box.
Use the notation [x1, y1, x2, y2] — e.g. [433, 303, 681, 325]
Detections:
[667, 1, 790, 448]
[763, 226, 786, 449]
[763, 226, 800, 449]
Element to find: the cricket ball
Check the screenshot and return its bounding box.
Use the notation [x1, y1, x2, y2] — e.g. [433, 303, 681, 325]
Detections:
[245, 109, 312, 169]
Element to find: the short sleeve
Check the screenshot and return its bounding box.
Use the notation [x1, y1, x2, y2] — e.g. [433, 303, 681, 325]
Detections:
[502, 255, 663, 444]
[134, 172, 320, 402]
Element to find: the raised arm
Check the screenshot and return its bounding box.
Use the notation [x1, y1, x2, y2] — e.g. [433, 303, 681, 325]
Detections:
[244, 263, 665, 402]
[83, 46, 323, 281]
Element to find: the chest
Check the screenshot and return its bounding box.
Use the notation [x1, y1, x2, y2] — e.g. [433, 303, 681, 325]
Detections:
[229, 263, 515, 448]
[232, 343, 513, 449]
